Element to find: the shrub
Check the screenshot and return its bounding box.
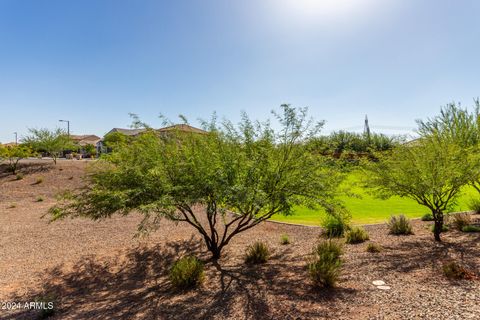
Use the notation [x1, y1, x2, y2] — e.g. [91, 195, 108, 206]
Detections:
[321, 214, 349, 238]
[345, 226, 369, 244]
[245, 241, 270, 264]
[7, 203, 17, 209]
[36, 196, 44, 202]
[280, 234, 290, 245]
[169, 256, 205, 289]
[308, 240, 343, 288]
[461, 225, 480, 233]
[387, 215, 413, 235]
[450, 212, 471, 231]
[467, 198, 480, 214]
[33, 177, 44, 185]
[442, 261, 467, 280]
[15, 173, 24, 180]
[421, 213, 434, 221]
[366, 242, 382, 253]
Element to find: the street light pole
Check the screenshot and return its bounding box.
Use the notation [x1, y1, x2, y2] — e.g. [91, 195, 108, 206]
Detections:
[14, 132, 17, 145]
[59, 120, 70, 136]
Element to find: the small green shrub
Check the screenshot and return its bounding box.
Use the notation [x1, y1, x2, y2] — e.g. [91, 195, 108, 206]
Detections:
[451, 212, 471, 231]
[421, 213, 434, 221]
[33, 177, 44, 185]
[461, 225, 480, 233]
[280, 234, 290, 245]
[366, 242, 382, 253]
[169, 256, 205, 289]
[467, 198, 480, 214]
[245, 241, 270, 264]
[15, 173, 24, 180]
[36, 196, 44, 202]
[321, 214, 349, 238]
[308, 240, 343, 288]
[387, 215, 413, 235]
[345, 227, 369, 244]
[442, 261, 467, 280]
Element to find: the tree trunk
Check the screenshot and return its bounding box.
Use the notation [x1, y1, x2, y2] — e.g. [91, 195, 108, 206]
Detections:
[432, 210, 443, 242]
[208, 243, 221, 260]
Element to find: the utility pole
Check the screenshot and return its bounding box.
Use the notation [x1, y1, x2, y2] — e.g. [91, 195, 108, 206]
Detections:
[364, 115, 371, 142]
[59, 119, 70, 137]
[14, 132, 17, 145]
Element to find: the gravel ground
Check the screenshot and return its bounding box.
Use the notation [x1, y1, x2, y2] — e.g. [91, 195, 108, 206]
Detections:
[1, 160, 479, 319]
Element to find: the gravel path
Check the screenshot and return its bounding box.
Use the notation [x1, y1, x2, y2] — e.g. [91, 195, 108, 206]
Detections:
[1, 160, 479, 319]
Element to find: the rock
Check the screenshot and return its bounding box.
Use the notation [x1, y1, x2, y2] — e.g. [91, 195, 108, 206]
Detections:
[372, 280, 386, 286]
[377, 285, 391, 290]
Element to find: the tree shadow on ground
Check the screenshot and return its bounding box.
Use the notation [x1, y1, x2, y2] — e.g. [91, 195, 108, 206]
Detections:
[0, 162, 53, 178]
[5, 238, 357, 320]
[364, 232, 480, 278]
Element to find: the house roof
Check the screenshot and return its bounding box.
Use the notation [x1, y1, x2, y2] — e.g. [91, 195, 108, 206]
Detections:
[157, 124, 207, 134]
[70, 134, 102, 146]
[104, 124, 207, 138]
[105, 128, 147, 136]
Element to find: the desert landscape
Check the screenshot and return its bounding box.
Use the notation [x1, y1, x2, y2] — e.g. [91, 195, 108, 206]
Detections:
[1, 160, 479, 319]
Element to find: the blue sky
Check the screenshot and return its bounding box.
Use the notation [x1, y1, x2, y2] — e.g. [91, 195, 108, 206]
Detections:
[0, 0, 479, 142]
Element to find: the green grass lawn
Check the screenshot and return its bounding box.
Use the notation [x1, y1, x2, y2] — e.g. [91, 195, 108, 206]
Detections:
[270, 170, 478, 226]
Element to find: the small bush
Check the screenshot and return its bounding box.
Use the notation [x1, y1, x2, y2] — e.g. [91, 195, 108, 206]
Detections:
[421, 213, 434, 221]
[280, 234, 290, 245]
[321, 214, 349, 238]
[442, 261, 467, 280]
[245, 241, 270, 264]
[345, 227, 369, 244]
[33, 177, 44, 185]
[308, 240, 343, 288]
[387, 215, 413, 235]
[15, 173, 24, 180]
[467, 198, 480, 214]
[450, 212, 471, 231]
[461, 225, 480, 233]
[169, 256, 204, 289]
[366, 242, 382, 253]
[36, 196, 44, 202]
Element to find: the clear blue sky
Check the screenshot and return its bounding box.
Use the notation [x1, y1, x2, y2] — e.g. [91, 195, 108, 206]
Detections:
[1, 0, 479, 143]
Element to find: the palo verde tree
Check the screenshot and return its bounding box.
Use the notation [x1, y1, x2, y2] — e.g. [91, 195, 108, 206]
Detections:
[0, 144, 33, 174]
[364, 136, 480, 241]
[417, 100, 480, 194]
[49, 105, 343, 259]
[23, 128, 73, 164]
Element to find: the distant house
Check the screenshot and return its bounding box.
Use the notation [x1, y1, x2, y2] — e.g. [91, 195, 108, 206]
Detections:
[99, 124, 207, 154]
[104, 128, 147, 137]
[70, 134, 102, 155]
[105, 124, 206, 137]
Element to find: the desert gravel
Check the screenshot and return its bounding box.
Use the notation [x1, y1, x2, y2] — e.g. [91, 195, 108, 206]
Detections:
[1, 160, 479, 319]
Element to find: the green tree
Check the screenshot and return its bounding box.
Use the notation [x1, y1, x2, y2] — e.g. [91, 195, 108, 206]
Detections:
[364, 137, 480, 241]
[23, 128, 73, 164]
[50, 105, 343, 259]
[102, 132, 130, 151]
[417, 100, 480, 193]
[0, 145, 33, 174]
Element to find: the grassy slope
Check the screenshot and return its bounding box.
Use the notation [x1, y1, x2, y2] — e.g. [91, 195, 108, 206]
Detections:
[271, 169, 478, 226]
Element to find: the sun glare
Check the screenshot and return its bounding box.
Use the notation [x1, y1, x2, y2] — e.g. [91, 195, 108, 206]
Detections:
[273, 0, 374, 24]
